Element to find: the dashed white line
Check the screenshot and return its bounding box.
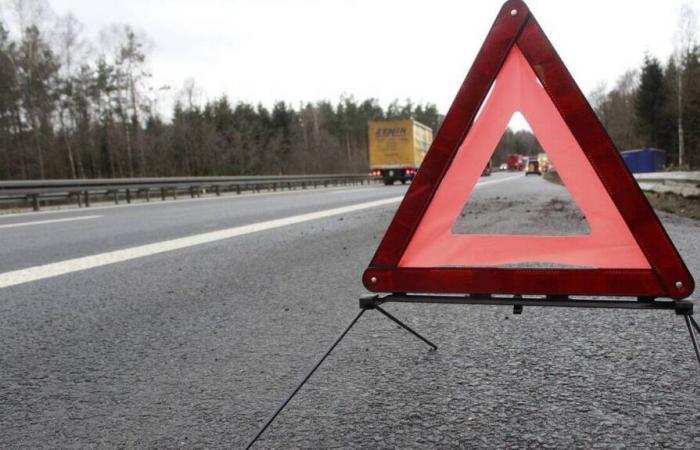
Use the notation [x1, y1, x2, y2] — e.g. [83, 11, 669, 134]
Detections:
[0, 215, 101, 229]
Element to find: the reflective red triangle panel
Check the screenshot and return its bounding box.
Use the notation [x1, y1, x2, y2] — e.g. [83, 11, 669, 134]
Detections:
[363, 0, 694, 299]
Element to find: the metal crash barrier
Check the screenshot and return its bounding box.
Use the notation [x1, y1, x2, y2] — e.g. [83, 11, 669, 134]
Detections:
[0, 174, 377, 211]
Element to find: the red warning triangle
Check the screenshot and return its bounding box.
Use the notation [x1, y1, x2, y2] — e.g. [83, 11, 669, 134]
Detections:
[363, 0, 694, 299]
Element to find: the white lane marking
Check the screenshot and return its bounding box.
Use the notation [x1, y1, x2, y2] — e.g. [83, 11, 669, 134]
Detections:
[474, 173, 523, 188]
[0, 197, 402, 289]
[0, 215, 101, 229]
[0, 185, 382, 219]
[330, 188, 381, 194]
[0, 174, 523, 289]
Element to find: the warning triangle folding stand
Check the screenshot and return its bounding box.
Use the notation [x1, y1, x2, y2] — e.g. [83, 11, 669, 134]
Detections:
[363, 0, 694, 300]
[246, 2, 699, 447]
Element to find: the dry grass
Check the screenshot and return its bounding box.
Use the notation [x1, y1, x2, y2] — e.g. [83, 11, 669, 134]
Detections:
[644, 191, 700, 221]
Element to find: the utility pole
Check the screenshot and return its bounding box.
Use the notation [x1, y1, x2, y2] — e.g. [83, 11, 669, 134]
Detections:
[678, 69, 684, 168]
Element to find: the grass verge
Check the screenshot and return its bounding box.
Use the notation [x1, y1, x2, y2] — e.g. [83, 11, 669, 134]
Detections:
[644, 191, 700, 221]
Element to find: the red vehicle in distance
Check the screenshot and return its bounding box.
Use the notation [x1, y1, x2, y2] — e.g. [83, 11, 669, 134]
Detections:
[506, 153, 524, 171]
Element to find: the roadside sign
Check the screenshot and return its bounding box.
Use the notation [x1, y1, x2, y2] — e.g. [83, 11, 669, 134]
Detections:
[363, 0, 694, 299]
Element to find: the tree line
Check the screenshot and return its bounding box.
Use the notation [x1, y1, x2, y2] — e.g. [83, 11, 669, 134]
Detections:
[0, 2, 697, 181]
[492, 129, 544, 165]
[590, 51, 700, 169]
[0, 2, 441, 180]
[591, 4, 699, 169]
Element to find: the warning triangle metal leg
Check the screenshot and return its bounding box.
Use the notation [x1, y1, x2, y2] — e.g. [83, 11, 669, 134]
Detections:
[683, 314, 700, 366]
[689, 314, 700, 336]
[372, 293, 700, 370]
[360, 294, 437, 350]
[244, 308, 366, 449]
[246, 294, 698, 448]
[245, 297, 436, 449]
[374, 305, 438, 351]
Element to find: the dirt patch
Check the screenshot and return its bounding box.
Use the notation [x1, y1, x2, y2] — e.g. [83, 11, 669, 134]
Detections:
[543, 171, 562, 185]
[452, 180, 590, 236]
[544, 170, 700, 221]
[645, 191, 700, 221]
[541, 198, 588, 226]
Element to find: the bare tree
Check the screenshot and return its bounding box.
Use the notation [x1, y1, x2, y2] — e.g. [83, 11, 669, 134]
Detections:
[180, 77, 201, 110]
[6, 0, 50, 37]
[54, 12, 88, 178]
[98, 24, 151, 176]
[674, 2, 698, 167]
[588, 71, 641, 150]
[54, 12, 88, 75]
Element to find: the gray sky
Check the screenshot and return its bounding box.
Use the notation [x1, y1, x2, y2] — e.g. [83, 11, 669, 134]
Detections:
[43, 0, 700, 118]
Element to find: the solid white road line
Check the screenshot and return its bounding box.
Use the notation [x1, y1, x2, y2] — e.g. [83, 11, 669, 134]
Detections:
[0, 174, 522, 289]
[0, 215, 101, 229]
[0, 197, 402, 289]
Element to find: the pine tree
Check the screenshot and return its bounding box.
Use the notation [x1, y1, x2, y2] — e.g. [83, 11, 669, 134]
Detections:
[635, 55, 667, 149]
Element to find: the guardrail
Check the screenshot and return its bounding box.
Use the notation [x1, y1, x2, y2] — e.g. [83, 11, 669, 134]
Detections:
[0, 174, 376, 211]
[634, 171, 700, 198]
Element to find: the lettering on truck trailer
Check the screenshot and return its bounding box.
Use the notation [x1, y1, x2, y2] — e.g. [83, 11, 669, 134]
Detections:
[375, 127, 408, 138]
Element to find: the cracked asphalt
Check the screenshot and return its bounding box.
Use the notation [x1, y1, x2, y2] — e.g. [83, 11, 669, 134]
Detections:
[0, 173, 698, 448]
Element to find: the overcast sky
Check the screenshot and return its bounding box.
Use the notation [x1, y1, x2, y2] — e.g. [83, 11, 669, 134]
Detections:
[43, 0, 700, 118]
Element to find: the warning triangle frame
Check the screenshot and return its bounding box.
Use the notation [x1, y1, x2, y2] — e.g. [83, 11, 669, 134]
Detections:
[363, 0, 694, 300]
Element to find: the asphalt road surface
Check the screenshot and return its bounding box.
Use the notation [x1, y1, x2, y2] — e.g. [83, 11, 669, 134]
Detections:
[1, 172, 699, 448]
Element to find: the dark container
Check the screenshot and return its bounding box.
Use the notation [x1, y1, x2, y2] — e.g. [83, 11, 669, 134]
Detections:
[621, 148, 666, 173]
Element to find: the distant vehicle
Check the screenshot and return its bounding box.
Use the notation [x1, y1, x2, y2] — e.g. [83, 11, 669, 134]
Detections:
[482, 161, 492, 176]
[537, 153, 550, 173]
[499, 163, 508, 171]
[506, 153, 524, 171]
[368, 119, 433, 185]
[525, 160, 541, 175]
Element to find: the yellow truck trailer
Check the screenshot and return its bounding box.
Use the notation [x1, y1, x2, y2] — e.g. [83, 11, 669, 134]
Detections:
[368, 119, 433, 185]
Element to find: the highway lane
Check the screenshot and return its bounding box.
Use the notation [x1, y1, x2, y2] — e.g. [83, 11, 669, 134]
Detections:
[0, 183, 404, 273]
[1, 172, 699, 448]
[0, 173, 519, 275]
